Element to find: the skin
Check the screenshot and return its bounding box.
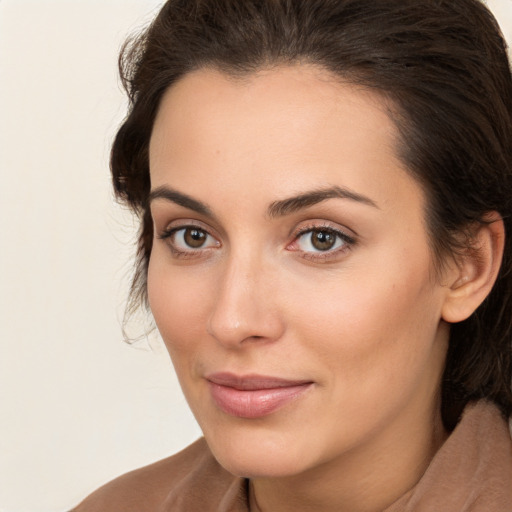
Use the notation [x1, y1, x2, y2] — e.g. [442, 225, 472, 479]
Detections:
[147, 65, 465, 512]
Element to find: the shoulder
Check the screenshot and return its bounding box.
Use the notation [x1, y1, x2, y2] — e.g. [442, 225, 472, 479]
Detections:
[71, 438, 239, 512]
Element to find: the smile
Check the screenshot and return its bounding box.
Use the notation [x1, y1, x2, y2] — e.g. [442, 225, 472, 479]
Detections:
[206, 373, 313, 419]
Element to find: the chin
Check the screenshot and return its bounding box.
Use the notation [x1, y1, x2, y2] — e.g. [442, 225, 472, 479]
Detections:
[202, 423, 315, 478]
[213, 447, 310, 479]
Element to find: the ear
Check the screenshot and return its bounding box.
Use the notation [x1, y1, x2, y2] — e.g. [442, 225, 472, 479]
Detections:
[441, 212, 505, 323]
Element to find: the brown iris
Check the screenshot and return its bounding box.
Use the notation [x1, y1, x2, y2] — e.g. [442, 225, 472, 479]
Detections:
[183, 228, 207, 248]
[310, 229, 337, 251]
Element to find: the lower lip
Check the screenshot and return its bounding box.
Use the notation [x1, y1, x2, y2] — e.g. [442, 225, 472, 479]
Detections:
[208, 382, 312, 419]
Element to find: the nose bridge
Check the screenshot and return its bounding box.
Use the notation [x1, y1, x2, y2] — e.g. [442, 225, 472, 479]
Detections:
[207, 248, 283, 347]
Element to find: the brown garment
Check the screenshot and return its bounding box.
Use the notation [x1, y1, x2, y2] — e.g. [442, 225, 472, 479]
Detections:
[72, 401, 512, 512]
[383, 401, 512, 512]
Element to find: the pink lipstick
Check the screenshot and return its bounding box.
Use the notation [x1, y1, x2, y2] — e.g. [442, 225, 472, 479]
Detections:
[206, 373, 313, 419]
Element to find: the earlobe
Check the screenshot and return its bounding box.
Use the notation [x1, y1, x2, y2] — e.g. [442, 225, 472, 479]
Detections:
[441, 212, 505, 324]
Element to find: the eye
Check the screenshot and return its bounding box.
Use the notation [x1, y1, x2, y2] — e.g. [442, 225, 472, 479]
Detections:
[296, 228, 346, 252]
[177, 227, 210, 249]
[288, 225, 356, 260]
[298, 229, 343, 252]
[159, 225, 219, 255]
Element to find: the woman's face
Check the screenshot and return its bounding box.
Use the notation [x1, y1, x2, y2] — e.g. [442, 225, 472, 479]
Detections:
[148, 66, 451, 479]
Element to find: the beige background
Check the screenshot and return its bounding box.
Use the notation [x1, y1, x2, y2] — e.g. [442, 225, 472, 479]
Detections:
[0, 1, 510, 511]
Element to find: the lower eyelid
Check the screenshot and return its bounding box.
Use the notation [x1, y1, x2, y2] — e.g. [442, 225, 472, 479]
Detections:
[300, 249, 348, 262]
[287, 226, 356, 259]
[158, 226, 221, 257]
[298, 239, 353, 260]
[158, 222, 354, 260]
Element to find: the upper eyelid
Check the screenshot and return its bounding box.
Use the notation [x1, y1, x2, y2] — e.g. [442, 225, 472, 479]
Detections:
[159, 226, 220, 257]
[160, 224, 219, 244]
[291, 220, 357, 240]
[295, 225, 346, 236]
[150, 200, 220, 229]
[157, 218, 218, 236]
[156, 218, 357, 248]
[292, 227, 355, 247]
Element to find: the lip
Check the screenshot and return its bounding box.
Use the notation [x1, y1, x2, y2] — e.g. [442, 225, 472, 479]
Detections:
[206, 373, 313, 419]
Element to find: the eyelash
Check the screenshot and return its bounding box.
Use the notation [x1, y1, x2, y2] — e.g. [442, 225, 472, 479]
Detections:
[288, 223, 356, 262]
[157, 225, 219, 259]
[157, 222, 356, 262]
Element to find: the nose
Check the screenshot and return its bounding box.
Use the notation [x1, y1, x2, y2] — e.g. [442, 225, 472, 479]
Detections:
[207, 255, 285, 348]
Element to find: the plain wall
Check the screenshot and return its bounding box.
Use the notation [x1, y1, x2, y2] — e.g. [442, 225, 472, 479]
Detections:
[0, 2, 201, 511]
[0, 1, 510, 511]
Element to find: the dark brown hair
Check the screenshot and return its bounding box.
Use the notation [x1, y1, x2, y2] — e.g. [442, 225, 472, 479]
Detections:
[112, 0, 512, 427]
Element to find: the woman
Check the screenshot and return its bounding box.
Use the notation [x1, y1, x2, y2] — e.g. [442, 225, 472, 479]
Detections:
[73, 0, 512, 510]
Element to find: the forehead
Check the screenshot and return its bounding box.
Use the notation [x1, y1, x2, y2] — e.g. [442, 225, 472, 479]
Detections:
[149, 65, 420, 213]
[151, 65, 397, 156]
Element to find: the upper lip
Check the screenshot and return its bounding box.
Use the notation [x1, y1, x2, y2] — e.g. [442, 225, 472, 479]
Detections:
[206, 372, 313, 390]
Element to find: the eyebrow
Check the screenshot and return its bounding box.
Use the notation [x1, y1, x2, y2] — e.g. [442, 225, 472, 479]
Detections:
[149, 186, 215, 218]
[148, 184, 378, 219]
[267, 186, 379, 218]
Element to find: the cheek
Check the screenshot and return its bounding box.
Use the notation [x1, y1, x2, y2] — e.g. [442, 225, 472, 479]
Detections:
[284, 260, 446, 447]
[289, 250, 443, 388]
[147, 251, 213, 357]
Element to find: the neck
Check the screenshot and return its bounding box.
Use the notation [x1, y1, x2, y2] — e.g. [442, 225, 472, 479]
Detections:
[249, 398, 447, 512]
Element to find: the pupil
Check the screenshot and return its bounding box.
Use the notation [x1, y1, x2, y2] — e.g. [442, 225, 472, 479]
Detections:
[312, 230, 335, 251]
[184, 228, 206, 248]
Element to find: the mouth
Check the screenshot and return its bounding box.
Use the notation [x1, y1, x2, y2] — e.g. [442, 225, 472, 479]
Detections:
[206, 372, 313, 419]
